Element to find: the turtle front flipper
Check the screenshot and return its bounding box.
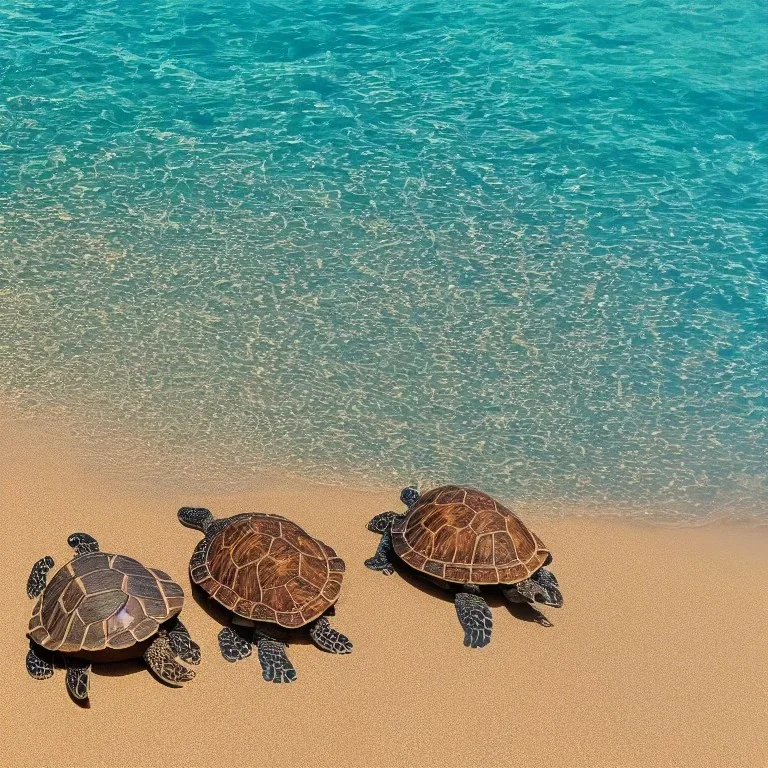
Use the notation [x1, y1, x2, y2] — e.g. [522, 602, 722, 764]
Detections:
[218, 625, 253, 663]
[256, 636, 297, 683]
[65, 659, 91, 701]
[364, 510, 402, 576]
[66, 533, 99, 555]
[168, 618, 201, 665]
[144, 631, 195, 686]
[309, 615, 353, 654]
[455, 588, 493, 649]
[364, 530, 396, 575]
[26, 642, 54, 680]
[26, 556, 54, 598]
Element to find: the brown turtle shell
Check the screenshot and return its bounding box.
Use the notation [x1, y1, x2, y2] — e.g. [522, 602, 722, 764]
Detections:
[28, 552, 185, 654]
[391, 485, 550, 585]
[190, 514, 345, 629]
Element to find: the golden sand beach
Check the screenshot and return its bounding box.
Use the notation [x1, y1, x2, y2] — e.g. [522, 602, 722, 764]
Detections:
[2, 415, 766, 768]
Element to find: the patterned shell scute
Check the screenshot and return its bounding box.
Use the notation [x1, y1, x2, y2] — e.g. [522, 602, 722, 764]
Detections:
[29, 552, 184, 653]
[194, 514, 345, 628]
[391, 485, 550, 585]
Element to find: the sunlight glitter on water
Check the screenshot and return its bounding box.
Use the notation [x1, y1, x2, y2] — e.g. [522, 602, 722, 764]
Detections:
[1, 0, 766, 521]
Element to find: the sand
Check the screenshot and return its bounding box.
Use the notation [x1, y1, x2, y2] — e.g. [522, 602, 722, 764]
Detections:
[1, 415, 766, 768]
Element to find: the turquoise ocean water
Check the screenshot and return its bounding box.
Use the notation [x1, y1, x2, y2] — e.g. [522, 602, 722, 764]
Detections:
[1, 1, 766, 520]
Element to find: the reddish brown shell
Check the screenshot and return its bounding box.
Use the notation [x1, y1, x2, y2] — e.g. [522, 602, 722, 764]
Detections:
[28, 553, 184, 653]
[392, 485, 550, 585]
[190, 514, 345, 629]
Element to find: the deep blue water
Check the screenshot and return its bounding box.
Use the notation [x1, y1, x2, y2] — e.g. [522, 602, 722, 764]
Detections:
[1, 1, 766, 518]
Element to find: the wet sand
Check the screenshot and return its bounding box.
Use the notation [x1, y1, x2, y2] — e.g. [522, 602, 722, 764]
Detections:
[1, 416, 766, 768]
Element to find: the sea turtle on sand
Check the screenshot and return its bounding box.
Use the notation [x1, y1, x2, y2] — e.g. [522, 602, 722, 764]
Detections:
[365, 485, 563, 648]
[178, 507, 352, 683]
[26, 533, 200, 702]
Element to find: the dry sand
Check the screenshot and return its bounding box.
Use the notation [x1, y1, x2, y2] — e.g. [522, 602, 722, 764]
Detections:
[1, 415, 766, 768]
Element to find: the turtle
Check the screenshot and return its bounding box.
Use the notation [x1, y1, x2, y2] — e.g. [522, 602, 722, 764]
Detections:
[26, 532, 201, 702]
[177, 507, 352, 683]
[365, 485, 563, 648]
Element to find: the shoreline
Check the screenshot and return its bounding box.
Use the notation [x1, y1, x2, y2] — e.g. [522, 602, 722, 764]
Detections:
[2, 414, 767, 767]
[1, 405, 765, 527]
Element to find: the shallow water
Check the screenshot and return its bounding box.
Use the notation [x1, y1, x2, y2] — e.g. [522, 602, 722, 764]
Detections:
[1, 0, 766, 520]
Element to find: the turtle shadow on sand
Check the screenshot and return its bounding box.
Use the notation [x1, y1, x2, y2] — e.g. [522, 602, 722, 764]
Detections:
[190, 584, 316, 648]
[68, 689, 91, 709]
[390, 560, 555, 627]
[40, 647, 197, 708]
[96, 653, 201, 685]
[36, 656, 142, 709]
[93, 658, 146, 678]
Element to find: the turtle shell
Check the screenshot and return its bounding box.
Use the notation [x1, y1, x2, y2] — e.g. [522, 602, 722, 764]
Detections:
[28, 552, 185, 654]
[189, 514, 345, 629]
[391, 485, 550, 585]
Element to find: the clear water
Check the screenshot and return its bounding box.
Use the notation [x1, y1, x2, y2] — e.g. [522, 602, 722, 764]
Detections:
[1, 0, 766, 519]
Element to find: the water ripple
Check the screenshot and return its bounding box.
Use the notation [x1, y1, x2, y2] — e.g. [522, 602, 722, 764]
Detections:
[0, 0, 766, 519]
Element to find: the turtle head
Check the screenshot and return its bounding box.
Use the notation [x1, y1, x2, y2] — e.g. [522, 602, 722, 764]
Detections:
[67, 533, 100, 555]
[177, 507, 215, 534]
[515, 567, 563, 608]
[400, 487, 420, 508]
[367, 511, 399, 534]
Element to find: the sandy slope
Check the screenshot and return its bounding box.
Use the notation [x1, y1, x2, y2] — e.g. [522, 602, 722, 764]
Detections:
[1, 417, 766, 768]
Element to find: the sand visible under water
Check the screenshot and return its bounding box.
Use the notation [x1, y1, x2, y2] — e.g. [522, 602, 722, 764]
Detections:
[1, 416, 766, 768]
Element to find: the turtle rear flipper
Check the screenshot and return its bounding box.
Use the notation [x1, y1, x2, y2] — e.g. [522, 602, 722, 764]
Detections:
[364, 529, 396, 575]
[65, 660, 91, 700]
[256, 636, 296, 683]
[26, 642, 54, 680]
[455, 589, 493, 649]
[144, 632, 195, 686]
[218, 625, 253, 663]
[27, 556, 54, 599]
[501, 584, 555, 627]
[168, 618, 201, 665]
[309, 616, 353, 654]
